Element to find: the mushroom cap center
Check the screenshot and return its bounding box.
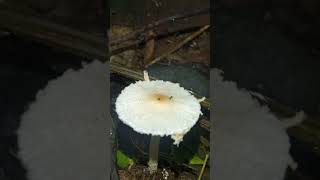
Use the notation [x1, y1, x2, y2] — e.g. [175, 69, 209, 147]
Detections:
[149, 93, 173, 104]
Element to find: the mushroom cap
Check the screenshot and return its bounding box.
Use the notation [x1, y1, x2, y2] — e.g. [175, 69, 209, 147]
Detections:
[115, 80, 202, 136]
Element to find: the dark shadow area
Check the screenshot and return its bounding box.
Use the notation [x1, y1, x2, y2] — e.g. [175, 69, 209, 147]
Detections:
[214, 0, 320, 115]
[1, 0, 107, 35]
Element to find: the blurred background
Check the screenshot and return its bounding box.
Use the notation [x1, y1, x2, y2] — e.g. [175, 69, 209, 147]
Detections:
[0, 0, 105, 179]
[213, 0, 320, 179]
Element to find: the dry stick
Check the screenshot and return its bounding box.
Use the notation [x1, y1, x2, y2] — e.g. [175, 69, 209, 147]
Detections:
[197, 154, 209, 180]
[109, 24, 207, 57]
[143, 30, 156, 67]
[145, 25, 210, 68]
[109, 8, 210, 46]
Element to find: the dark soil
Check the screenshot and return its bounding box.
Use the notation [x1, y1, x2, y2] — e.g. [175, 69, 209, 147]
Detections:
[118, 165, 198, 180]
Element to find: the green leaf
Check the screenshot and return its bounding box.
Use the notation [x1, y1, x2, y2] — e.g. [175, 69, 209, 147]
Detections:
[189, 154, 204, 165]
[116, 150, 134, 169]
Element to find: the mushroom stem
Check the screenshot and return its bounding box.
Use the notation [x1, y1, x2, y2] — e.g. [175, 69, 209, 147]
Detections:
[148, 135, 160, 174]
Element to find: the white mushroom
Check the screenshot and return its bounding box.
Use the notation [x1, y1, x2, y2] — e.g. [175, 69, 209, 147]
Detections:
[115, 71, 202, 173]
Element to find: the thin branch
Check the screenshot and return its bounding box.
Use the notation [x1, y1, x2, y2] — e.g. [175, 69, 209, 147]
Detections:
[145, 25, 210, 68]
[109, 8, 210, 45]
[197, 154, 209, 180]
[109, 24, 206, 57]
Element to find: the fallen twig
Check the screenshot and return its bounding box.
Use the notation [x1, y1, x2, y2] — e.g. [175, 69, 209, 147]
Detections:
[109, 24, 206, 57]
[109, 8, 210, 46]
[143, 31, 156, 67]
[197, 154, 209, 180]
[145, 25, 210, 68]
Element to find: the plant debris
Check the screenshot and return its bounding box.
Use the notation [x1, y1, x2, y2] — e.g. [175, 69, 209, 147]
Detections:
[118, 165, 197, 180]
